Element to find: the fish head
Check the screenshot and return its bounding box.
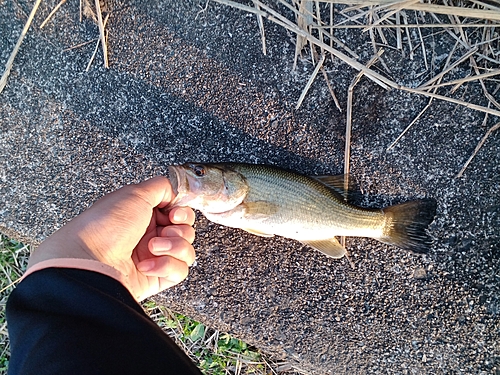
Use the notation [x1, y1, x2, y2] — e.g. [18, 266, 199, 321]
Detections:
[167, 163, 248, 213]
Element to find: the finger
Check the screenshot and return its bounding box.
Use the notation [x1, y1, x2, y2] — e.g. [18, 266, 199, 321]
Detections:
[156, 207, 195, 226]
[148, 237, 195, 265]
[137, 255, 189, 281]
[156, 225, 195, 244]
[128, 176, 173, 209]
[170, 207, 196, 225]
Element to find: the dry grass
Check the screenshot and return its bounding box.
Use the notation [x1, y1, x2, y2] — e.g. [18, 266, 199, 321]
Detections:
[0, 0, 42, 93]
[1, 1, 498, 169]
[0, 0, 109, 95]
[213, 0, 500, 177]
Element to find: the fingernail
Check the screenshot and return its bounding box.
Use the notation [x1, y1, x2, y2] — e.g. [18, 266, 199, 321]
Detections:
[163, 227, 182, 237]
[173, 209, 188, 222]
[152, 238, 173, 253]
[137, 259, 155, 272]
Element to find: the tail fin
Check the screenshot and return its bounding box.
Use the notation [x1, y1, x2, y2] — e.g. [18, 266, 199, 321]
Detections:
[379, 199, 437, 253]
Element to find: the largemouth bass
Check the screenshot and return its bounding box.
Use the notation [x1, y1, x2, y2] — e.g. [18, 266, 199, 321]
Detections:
[166, 162, 437, 259]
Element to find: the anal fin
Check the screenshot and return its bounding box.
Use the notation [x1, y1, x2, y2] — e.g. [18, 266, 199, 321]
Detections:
[302, 238, 346, 259]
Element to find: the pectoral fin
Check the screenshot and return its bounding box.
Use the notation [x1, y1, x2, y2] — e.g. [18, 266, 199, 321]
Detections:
[239, 201, 278, 237]
[242, 201, 279, 219]
[302, 238, 346, 259]
[205, 201, 278, 221]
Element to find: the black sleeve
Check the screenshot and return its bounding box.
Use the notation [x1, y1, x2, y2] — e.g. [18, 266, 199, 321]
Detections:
[6, 268, 202, 375]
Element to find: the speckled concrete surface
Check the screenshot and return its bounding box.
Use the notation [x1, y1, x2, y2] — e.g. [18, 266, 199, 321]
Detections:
[1, 1, 499, 374]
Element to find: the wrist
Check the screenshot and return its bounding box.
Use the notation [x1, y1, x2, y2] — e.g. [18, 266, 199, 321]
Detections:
[27, 236, 98, 270]
[22, 258, 135, 297]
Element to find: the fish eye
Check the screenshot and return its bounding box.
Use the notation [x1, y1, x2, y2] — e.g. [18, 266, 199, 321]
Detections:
[193, 165, 205, 177]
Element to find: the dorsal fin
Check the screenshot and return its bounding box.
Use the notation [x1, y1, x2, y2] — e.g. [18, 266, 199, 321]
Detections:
[310, 174, 359, 201]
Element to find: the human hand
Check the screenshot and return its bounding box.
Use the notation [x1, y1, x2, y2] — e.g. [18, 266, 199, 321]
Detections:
[28, 176, 196, 301]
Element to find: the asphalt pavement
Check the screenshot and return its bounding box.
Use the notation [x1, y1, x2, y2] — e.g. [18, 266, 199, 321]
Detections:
[1, 1, 498, 373]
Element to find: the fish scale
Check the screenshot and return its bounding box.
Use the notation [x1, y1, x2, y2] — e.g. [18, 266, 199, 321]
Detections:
[228, 163, 386, 238]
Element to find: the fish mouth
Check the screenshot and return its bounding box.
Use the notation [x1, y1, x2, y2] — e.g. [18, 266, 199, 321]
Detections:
[166, 165, 188, 209]
[166, 164, 201, 210]
[168, 165, 180, 196]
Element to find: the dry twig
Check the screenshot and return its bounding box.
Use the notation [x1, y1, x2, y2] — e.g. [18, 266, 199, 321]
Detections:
[94, 0, 109, 68]
[40, 0, 68, 29]
[253, 1, 267, 55]
[456, 121, 500, 177]
[296, 53, 326, 109]
[86, 14, 110, 71]
[215, 0, 500, 178]
[340, 50, 382, 257]
[321, 67, 342, 111]
[323, 0, 500, 21]
[63, 38, 99, 52]
[0, 0, 43, 94]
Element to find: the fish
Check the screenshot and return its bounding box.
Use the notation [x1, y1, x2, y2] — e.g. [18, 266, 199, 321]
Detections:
[165, 162, 437, 259]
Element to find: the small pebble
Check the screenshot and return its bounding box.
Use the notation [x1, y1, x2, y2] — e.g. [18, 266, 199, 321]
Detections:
[412, 268, 427, 280]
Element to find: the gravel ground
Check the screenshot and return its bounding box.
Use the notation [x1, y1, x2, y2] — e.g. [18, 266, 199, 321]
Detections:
[1, 1, 499, 374]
